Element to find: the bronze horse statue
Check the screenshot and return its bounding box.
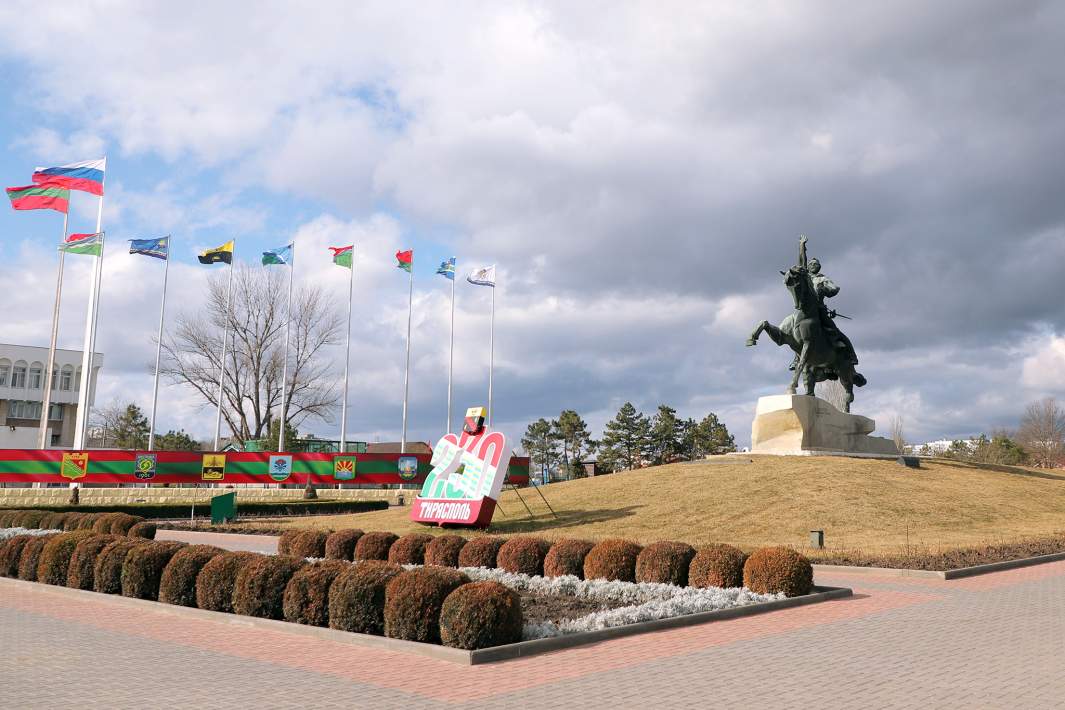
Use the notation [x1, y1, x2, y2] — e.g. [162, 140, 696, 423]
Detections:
[746, 262, 866, 412]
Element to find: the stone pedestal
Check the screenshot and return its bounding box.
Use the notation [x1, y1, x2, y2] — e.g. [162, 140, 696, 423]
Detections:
[751, 395, 899, 456]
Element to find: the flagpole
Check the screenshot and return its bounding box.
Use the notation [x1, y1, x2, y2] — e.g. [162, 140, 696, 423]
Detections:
[213, 258, 235, 451]
[277, 243, 295, 452]
[488, 284, 495, 429]
[401, 262, 413, 454]
[74, 178, 106, 450]
[340, 246, 354, 452]
[147, 237, 171, 451]
[38, 211, 68, 451]
[447, 271, 456, 434]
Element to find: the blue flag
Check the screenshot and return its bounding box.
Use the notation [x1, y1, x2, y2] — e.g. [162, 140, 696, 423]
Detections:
[262, 243, 293, 266]
[129, 236, 169, 260]
[436, 256, 456, 280]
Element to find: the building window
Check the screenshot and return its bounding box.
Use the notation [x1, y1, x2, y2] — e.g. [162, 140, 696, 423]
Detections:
[51, 368, 58, 390]
[29, 367, 42, 389]
[0, 364, 9, 386]
[8, 400, 42, 419]
[11, 365, 27, 388]
[49, 403, 62, 421]
[74, 370, 81, 391]
[60, 369, 73, 391]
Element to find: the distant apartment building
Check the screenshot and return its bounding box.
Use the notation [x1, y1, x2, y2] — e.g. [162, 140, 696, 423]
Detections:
[0, 343, 104, 449]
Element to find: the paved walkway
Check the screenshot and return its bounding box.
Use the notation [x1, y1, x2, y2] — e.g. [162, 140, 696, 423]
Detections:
[3, 534, 1064, 709]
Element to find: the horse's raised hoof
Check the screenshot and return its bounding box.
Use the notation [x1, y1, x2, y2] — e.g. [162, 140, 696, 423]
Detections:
[745, 338, 757, 347]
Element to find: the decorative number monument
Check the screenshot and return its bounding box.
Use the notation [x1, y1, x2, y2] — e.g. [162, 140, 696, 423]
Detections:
[411, 406, 512, 528]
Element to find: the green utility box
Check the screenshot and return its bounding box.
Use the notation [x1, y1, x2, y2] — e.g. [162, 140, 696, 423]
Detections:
[211, 491, 237, 524]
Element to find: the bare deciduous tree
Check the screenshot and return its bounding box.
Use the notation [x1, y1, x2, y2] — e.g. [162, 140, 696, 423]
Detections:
[891, 414, 906, 453]
[160, 264, 342, 442]
[1017, 397, 1065, 468]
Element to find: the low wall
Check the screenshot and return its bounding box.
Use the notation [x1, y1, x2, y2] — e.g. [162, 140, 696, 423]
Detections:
[0, 486, 410, 508]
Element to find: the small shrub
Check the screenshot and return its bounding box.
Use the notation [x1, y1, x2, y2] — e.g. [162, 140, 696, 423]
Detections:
[92, 513, 123, 534]
[93, 539, 148, 594]
[354, 531, 398, 561]
[36, 531, 94, 585]
[195, 551, 262, 613]
[128, 521, 157, 539]
[17, 533, 60, 581]
[67, 534, 121, 590]
[440, 581, 523, 650]
[282, 560, 349, 626]
[286, 530, 328, 559]
[0, 510, 17, 528]
[77, 513, 103, 530]
[63, 513, 87, 531]
[276, 529, 301, 555]
[543, 539, 595, 578]
[425, 535, 467, 567]
[497, 536, 550, 576]
[110, 514, 143, 536]
[232, 555, 306, 619]
[18, 511, 48, 529]
[388, 533, 434, 565]
[636, 541, 696, 587]
[324, 529, 364, 560]
[0, 535, 35, 577]
[121, 541, 187, 600]
[457, 536, 505, 569]
[158, 545, 226, 607]
[384, 567, 470, 643]
[328, 561, 404, 635]
[40, 512, 68, 531]
[584, 539, 642, 582]
[743, 546, 813, 597]
[689, 543, 747, 589]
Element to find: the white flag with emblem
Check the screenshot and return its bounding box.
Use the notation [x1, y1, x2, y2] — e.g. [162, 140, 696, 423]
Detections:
[467, 265, 496, 287]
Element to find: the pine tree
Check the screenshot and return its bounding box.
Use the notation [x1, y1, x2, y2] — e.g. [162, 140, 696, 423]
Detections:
[599, 402, 651, 471]
[154, 429, 202, 451]
[695, 412, 736, 456]
[112, 404, 150, 450]
[650, 404, 682, 464]
[555, 409, 597, 478]
[521, 418, 561, 484]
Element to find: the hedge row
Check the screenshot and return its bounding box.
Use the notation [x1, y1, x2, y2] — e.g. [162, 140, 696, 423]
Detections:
[0, 499, 388, 521]
[0, 531, 523, 650]
[302, 530, 813, 597]
[0, 510, 155, 539]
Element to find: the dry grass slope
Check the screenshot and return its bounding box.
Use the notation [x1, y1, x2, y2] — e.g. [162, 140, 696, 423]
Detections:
[231, 456, 1065, 555]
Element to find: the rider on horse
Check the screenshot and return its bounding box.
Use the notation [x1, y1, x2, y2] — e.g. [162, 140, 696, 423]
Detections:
[790, 236, 858, 371]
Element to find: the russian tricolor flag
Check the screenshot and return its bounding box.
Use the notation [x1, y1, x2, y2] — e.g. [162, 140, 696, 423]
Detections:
[33, 158, 106, 196]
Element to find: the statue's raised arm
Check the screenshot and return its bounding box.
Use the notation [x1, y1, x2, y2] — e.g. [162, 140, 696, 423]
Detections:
[798, 234, 808, 269]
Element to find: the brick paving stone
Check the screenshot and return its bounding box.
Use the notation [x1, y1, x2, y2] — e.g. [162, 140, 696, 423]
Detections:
[2, 539, 1064, 709]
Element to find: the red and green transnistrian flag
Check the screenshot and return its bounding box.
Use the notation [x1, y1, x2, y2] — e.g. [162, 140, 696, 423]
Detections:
[6, 183, 70, 213]
[330, 245, 353, 269]
[396, 249, 413, 272]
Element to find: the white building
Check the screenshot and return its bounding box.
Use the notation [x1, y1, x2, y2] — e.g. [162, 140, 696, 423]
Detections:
[0, 343, 104, 449]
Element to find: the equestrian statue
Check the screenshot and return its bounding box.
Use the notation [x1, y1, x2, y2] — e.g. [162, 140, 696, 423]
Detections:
[746, 235, 865, 412]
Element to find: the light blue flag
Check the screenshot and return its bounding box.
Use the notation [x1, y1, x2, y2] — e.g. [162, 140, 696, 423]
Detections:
[436, 256, 456, 280]
[262, 243, 293, 266]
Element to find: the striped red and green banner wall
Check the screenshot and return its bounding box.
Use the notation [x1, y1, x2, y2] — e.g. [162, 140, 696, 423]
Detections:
[0, 449, 530, 486]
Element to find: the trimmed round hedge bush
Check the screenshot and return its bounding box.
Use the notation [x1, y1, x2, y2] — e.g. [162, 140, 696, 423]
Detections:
[285, 530, 328, 559]
[324, 529, 364, 560]
[457, 536, 505, 569]
[195, 551, 262, 613]
[743, 546, 813, 597]
[635, 541, 695, 587]
[93, 539, 148, 594]
[282, 559, 349, 626]
[232, 555, 306, 619]
[584, 539, 642, 582]
[121, 541, 187, 600]
[0, 510, 17, 528]
[276, 529, 300, 556]
[17, 533, 59, 581]
[127, 521, 157, 539]
[158, 545, 226, 607]
[689, 543, 747, 589]
[354, 531, 398, 561]
[63, 513, 88, 531]
[77, 513, 104, 531]
[93, 513, 124, 534]
[110, 514, 143, 536]
[384, 567, 470, 643]
[497, 536, 550, 577]
[328, 561, 404, 635]
[439, 581, 523, 650]
[40, 512, 68, 531]
[543, 539, 595, 578]
[387, 533, 433, 565]
[18, 511, 48, 530]
[67, 534, 121, 590]
[36, 531, 95, 586]
[0, 534, 35, 577]
[425, 535, 467, 567]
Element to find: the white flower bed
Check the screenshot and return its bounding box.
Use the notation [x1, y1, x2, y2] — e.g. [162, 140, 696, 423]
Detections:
[0, 527, 60, 542]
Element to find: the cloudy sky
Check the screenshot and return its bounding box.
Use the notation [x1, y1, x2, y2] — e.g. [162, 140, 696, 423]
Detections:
[1, 1, 1063, 449]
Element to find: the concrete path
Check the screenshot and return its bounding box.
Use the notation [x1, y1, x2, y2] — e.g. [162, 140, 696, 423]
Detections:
[3, 533, 1064, 709]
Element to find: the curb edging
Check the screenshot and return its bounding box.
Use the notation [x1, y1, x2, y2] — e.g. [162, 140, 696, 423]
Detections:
[813, 551, 1065, 581]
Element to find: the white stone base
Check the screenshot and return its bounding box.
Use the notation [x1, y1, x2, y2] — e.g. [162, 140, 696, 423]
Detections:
[750, 394, 899, 457]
